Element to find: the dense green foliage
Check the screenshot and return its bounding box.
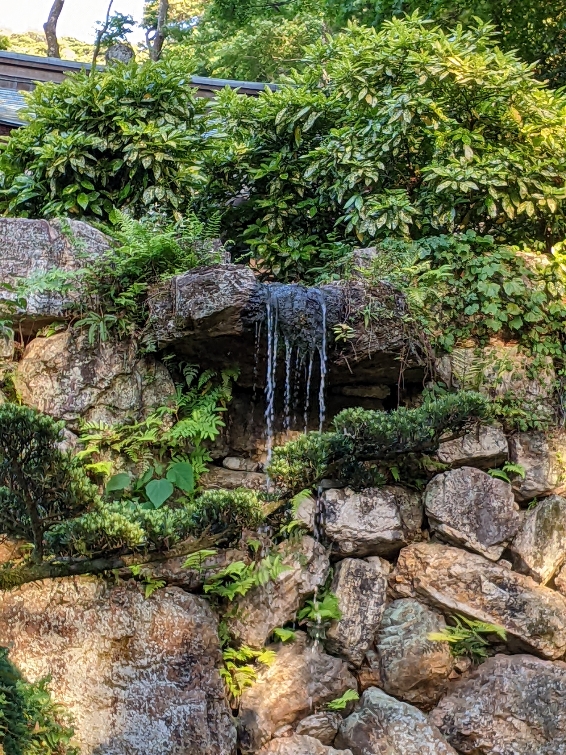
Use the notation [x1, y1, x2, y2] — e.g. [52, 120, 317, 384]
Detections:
[0, 60, 207, 221]
[0, 648, 78, 755]
[207, 17, 566, 280]
[0, 405, 98, 562]
[363, 233, 566, 357]
[269, 391, 489, 491]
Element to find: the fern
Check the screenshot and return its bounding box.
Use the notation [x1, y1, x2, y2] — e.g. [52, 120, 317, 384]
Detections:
[488, 462, 526, 483]
[204, 553, 290, 601]
[220, 644, 276, 701]
[427, 614, 507, 663]
[325, 689, 359, 710]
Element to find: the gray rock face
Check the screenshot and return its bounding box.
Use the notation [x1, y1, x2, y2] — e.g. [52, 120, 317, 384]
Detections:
[430, 654, 566, 755]
[295, 712, 342, 745]
[509, 495, 566, 583]
[509, 431, 566, 502]
[148, 264, 263, 347]
[375, 599, 454, 709]
[258, 735, 351, 755]
[227, 536, 330, 648]
[335, 687, 457, 755]
[325, 558, 389, 667]
[322, 486, 423, 558]
[424, 467, 521, 560]
[0, 577, 236, 755]
[0, 218, 110, 332]
[238, 632, 357, 753]
[14, 330, 174, 429]
[392, 543, 566, 659]
[436, 426, 508, 469]
[557, 564, 566, 596]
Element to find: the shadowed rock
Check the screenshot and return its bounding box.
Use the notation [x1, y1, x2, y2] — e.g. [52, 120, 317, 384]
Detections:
[509, 494, 566, 583]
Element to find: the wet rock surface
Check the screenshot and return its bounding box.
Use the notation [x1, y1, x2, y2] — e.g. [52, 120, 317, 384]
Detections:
[335, 687, 457, 754]
[322, 486, 423, 557]
[325, 557, 389, 667]
[509, 494, 566, 583]
[375, 599, 454, 709]
[424, 467, 520, 560]
[238, 632, 357, 752]
[200, 465, 268, 491]
[0, 577, 236, 755]
[430, 654, 566, 755]
[227, 536, 330, 648]
[392, 542, 566, 659]
[14, 330, 175, 429]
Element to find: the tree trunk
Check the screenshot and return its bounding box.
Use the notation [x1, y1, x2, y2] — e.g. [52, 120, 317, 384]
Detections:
[0, 531, 224, 591]
[43, 0, 65, 59]
[91, 0, 114, 71]
[148, 0, 169, 61]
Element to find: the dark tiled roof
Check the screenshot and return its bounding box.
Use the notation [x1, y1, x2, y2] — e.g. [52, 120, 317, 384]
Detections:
[0, 88, 26, 127]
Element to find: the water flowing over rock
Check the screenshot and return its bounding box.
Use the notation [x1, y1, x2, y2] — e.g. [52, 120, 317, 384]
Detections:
[424, 467, 521, 560]
[325, 557, 389, 667]
[375, 599, 454, 709]
[509, 494, 566, 583]
[335, 687, 457, 754]
[0, 578, 236, 755]
[436, 425, 508, 469]
[227, 536, 330, 648]
[322, 486, 423, 558]
[429, 654, 566, 754]
[0, 217, 111, 333]
[14, 330, 175, 429]
[508, 431, 566, 501]
[238, 632, 357, 752]
[258, 734, 351, 755]
[295, 712, 343, 745]
[391, 542, 566, 659]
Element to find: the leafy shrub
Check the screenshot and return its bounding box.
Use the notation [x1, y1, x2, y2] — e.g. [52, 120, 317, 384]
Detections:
[46, 501, 195, 557]
[0, 647, 78, 755]
[207, 16, 566, 279]
[0, 59, 208, 220]
[269, 391, 490, 491]
[0, 405, 98, 562]
[191, 488, 266, 534]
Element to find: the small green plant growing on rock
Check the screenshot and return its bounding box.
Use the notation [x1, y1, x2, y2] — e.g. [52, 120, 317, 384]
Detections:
[0, 647, 79, 755]
[325, 689, 359, 711]
[0, 405, 98, 563]
[297, 590, 341, 642]
[428, 615, 507, 663]
[204, 553, 288, 601]
[220, 645, 276, 702]
[487, 462, 526, 484]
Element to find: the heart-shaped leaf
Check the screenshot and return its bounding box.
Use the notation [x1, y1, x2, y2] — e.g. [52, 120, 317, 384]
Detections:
[106, 472, 131, 493]
[166, 461, 194, 493]
[145, 478, 174, 508]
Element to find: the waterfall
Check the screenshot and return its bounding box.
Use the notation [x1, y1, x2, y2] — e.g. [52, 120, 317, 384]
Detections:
[262, 284, 329, 464]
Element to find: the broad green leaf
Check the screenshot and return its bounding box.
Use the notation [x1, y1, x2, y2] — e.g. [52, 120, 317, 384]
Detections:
[106, 472, 131, 493]
[145, 478, 174, 508]
[166, 461, 194, 493]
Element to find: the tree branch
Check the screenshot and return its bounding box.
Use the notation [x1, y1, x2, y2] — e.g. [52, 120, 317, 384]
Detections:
[148, 0, 169, 62]
[0, 531, 226, 591]
[43, 0, 65, 59]
[91, 0, 114, 71]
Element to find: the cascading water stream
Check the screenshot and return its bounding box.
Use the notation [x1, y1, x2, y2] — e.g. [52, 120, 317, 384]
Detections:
[262, 284, 330, 465]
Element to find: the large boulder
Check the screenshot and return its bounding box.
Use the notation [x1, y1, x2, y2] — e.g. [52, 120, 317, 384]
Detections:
[148, 264, 263, 347]
[391, 543, 566, 659]
[0, 217, 110, 332]
[436, 425, 508, 469]
[227, 536, 330, 648]
[258, 735, 351, 755]
[509, 495, 566, 583]
[429, 654, 566, 754]
[325, 557, 389, 667]
[238, 632, 357, 752]
[14, 330, 175, 429]
[424, 467, 521, 561]
[322, 486, 423, 558]
[335, 687, 457, 755]
[375, 599, 454, 709]
[508, 431, 566, 502]
[0, 577, 236, 755]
